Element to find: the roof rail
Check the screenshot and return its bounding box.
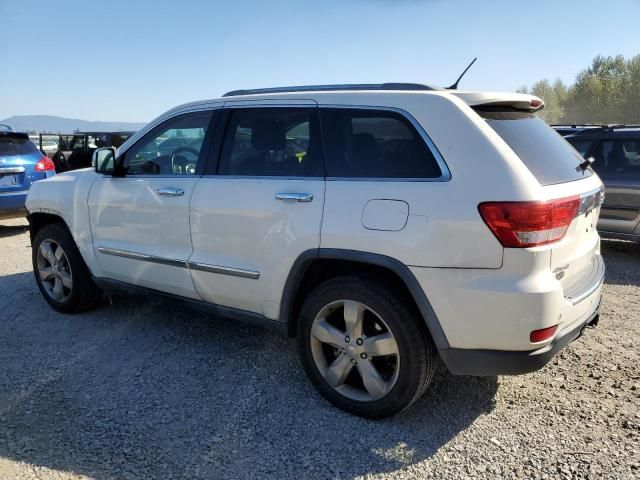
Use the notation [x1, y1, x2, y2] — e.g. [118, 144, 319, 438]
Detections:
[602, 123, 640, 130]
[0, 123, 13, 131]
[553, 123, 640, 129]
[551, 124, 600, 128]
[569, 123, 640, 134]
[222, 83, 437, 97]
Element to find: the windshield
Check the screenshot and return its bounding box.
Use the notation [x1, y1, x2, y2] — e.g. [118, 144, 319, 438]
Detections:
[478, 110, 592, 185]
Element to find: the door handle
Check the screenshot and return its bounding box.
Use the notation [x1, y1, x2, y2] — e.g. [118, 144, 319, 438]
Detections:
[157, 187, 185, 197]
[275, 192, 313, 202]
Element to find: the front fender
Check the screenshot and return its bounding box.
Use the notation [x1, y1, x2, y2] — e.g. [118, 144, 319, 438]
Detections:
[26, 169, 102, 276]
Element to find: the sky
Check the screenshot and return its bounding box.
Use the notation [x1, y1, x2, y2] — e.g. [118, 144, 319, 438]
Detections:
[1, 0, 638, 123]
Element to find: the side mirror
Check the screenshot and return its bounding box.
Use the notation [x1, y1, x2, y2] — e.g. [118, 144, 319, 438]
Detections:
[93, 147, 117, 174]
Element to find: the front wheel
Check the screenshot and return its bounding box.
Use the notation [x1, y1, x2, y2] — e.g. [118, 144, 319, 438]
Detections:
[297, 276, 438, 419]
[32, 223, 102, 313]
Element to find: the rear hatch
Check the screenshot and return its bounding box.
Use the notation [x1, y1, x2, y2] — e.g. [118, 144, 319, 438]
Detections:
[476, 107, 604, 298]
[0, 132, 43, 192]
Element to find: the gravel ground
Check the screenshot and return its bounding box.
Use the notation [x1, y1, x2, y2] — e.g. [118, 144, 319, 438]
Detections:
[0, 218, 638, 480]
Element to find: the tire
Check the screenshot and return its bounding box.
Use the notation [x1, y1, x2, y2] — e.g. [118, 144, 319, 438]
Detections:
[297, 276, 438, 419]
[32, 223, 103, 313]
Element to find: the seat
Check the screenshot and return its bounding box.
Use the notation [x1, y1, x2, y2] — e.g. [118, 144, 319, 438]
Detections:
[607, 143, 627, 172]
[236, 118, 299, 176]
[350, 133, 382, 176]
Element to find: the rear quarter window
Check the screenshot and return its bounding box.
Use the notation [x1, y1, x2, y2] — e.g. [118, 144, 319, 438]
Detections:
[320, 108, 443, 178]
[478, 110, 592, 185]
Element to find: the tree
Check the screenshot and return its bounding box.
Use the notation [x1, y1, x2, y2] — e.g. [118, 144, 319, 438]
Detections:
[517, 54, 640, 124]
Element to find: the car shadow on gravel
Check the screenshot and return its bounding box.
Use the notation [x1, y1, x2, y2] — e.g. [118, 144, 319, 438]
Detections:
[0, 223, 29, 239]
[600, 239, 640, 287]
[0, 272, 497, 480]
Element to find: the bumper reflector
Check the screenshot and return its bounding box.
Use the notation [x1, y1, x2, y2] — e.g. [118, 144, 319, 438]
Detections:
[530, 325, 558, 343]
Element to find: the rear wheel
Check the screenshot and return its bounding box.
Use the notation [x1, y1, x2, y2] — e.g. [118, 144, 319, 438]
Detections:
[32, 224, 102, 313]
[297, 276, 437, 419]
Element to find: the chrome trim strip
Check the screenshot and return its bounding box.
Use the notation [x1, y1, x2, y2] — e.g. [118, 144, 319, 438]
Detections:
[565, 254, 605, 305]
[187, 261, 260, 279]
[578, 186, 605, 216]
[0, 166, 26, 174]
[275, 192, 313, 202]
[96, 247, 260, 279]
[97, 247, 187, 268]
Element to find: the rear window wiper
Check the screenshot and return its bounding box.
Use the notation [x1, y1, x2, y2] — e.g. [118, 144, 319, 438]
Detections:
[577, 156, 595, 172]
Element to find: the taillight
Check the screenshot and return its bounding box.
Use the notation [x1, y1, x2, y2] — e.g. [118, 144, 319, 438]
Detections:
[478, 196, 580, 248]
[530, 325, 558, 343]
[35, 157, 55, 172]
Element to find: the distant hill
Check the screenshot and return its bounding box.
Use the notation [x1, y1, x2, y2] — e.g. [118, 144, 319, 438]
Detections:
[0, 115, 147, 133]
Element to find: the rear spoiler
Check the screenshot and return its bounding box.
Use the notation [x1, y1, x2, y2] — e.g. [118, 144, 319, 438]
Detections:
[449, 91, 544, 112]
[0, 131, 28, 140]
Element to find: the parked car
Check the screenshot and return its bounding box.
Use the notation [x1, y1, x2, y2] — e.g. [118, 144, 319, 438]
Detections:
[565, 125, 640, 242]
[30, 136, 59, 156]
[0, 130, 55, 220]
[26, 84, 604, 418]
[552, 124, 601, 137]
[43, 131, 134, 172]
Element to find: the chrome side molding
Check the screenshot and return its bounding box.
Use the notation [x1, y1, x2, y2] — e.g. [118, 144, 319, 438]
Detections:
[96, 247, 260, 279]
[96, 247, 187, 268]
[187, 262, 260, 279]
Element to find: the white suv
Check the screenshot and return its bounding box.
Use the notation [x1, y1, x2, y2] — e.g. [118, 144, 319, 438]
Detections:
[26, 84, 605, 418]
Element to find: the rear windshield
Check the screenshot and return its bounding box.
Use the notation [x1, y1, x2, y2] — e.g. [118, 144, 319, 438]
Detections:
[0, 136, 39, 156]
[478, 110, 592, 185]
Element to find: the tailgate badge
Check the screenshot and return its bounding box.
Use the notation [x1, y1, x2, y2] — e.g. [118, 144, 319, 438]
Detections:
[553, 264, 569, 280]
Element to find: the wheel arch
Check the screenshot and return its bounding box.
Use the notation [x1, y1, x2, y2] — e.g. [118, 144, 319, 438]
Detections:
[27, 212, 70, 241]
[280, 248, 450, 349]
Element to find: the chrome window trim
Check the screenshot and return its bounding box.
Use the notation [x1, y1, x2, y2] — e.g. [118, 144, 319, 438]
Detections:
[98, 174, 202, 180]
[222, 99, 318, 108]
[199, 175, 322, 181]
[319, 104, 452, 182]
[96, 247, 260, 279]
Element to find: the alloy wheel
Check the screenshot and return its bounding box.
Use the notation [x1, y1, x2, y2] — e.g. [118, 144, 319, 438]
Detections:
[36, 239, 73, 303]
[309, 299, 400, 402]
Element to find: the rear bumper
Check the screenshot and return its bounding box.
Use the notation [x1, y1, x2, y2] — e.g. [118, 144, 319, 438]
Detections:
[0, 190, 28, 219]
[440, 303, 600, 376]
[598, 230, 640, 243]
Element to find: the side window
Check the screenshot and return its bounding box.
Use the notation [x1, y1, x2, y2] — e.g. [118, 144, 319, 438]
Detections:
[123, 111, 213, 175]
[218, 108, 322, 177]
[320, 108, 443, 178]
[592, 139, 640, 178]
[566, 138, 594, 158]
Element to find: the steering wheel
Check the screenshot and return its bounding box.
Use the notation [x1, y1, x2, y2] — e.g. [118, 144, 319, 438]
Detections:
[170, 146, 199, 174]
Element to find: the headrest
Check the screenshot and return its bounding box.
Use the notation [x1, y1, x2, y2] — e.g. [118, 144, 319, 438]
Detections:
[251, 118, 286, 150]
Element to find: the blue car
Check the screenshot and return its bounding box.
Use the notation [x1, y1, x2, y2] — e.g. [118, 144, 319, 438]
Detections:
[0, 126, 56, 220]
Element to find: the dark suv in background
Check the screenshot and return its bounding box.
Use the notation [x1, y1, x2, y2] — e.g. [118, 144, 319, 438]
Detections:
[563, 125, 640, 242]
[40, 131, 134, 173]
